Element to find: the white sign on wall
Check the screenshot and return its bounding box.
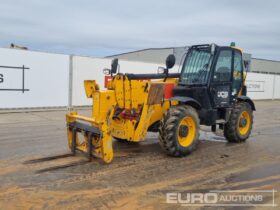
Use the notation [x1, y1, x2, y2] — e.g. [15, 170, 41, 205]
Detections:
[246, 80, 265, 92]
[245, 72, 274, 99]
[0, 65, 29, 92]
[0, 48, 69, 109]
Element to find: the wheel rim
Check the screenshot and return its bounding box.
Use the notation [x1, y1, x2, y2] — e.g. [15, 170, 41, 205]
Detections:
[238, 111, 251, 135]
[177, 116, 196, 147]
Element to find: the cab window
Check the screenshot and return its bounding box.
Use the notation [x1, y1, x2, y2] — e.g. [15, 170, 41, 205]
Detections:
[213, 50, 232, 82]
[232, 50, 243, 95]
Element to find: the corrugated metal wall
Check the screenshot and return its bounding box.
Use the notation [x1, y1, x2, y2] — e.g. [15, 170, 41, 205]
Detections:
[251, 58, 280, 74]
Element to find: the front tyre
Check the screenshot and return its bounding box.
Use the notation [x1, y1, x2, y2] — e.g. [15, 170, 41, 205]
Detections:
[159, 105, 200, 157]
[224, 102, 253, 143]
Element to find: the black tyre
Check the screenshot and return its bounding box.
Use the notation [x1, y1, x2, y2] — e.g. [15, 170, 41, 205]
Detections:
[224, 102, 253, 143]
[159, 105, 200, 157]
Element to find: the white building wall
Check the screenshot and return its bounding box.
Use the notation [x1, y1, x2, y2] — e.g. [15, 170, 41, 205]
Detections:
[0, 48, 279, 110]
[0, 48, 69, 109]
[72, 56, 110, 106]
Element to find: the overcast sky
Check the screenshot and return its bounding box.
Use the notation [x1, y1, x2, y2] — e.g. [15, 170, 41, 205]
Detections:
[0, 0, 279, 60]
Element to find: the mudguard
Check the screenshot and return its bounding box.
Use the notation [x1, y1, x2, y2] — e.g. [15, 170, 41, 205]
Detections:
[169, 96, 202, 109]
[237, 96, 256, 111]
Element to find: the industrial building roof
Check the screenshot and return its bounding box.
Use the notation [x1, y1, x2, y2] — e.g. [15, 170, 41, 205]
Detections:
[107, 47, 280, 74]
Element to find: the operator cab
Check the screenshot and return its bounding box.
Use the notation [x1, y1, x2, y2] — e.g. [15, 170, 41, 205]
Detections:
[173, 44, 247, 125]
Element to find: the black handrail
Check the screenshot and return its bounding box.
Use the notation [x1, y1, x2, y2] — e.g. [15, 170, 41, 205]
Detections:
[125, 73, 180, 80]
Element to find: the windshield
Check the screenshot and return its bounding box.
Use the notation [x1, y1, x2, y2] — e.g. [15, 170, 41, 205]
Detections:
[180, 47, 212, 85]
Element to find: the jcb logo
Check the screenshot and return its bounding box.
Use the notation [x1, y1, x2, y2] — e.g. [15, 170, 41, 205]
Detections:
[0, 74, 3, 83]
[217, 91, 228, 99]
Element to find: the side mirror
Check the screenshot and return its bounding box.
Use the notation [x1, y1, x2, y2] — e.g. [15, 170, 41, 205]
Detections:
[111, 58, 119, 74]
[166, 54, 176, 69]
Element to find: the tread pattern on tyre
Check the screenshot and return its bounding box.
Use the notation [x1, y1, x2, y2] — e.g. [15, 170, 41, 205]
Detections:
[224, 102, 253, 143]
[159, 105, 200, 157]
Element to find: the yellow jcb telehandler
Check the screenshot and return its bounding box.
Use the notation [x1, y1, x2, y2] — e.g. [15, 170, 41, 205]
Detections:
[66, 43, 255, 163]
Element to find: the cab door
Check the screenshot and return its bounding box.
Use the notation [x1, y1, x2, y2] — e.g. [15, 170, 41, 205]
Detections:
[232, 49, 243, 98]
[210, 48, 233, 108]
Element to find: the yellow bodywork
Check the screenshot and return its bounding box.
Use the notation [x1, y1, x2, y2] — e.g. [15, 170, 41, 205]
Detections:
[66, 75, 177, 163]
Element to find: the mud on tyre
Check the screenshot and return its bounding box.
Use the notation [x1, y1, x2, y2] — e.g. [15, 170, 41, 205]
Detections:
[224, 102, 253, 143]
[159, 105, 200, 157]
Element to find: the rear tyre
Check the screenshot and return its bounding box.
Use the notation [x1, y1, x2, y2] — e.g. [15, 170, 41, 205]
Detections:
[159, 105, 200, 157]
[224, 102, 253, 143]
